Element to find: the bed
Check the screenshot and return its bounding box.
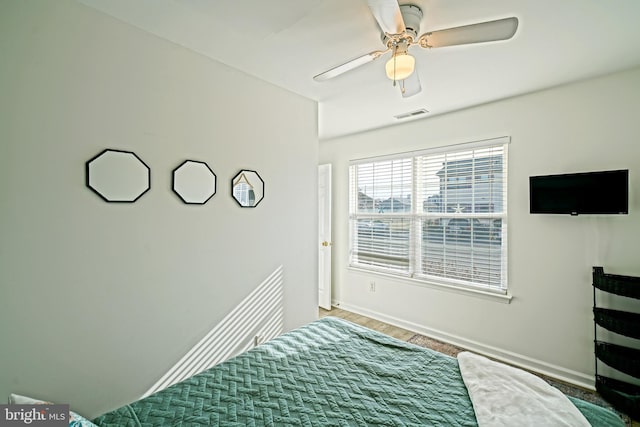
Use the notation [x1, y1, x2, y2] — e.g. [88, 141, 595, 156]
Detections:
[92, 317, 625, 426]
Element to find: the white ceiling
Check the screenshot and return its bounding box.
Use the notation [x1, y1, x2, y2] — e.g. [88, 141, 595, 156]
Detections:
[78, 0, 640, 140]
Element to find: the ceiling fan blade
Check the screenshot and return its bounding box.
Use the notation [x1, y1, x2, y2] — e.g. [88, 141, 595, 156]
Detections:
[367, 0, 406, 35]
[400, 70, 421, 98]
[313, 49, 388, 82]
[419, 17, 518, 48]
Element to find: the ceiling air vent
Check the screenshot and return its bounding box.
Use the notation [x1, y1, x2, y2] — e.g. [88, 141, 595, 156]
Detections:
[394, 109, 429, 120]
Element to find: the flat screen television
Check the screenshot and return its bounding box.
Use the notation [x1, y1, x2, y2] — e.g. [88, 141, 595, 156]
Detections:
[529, 169, 628, 215]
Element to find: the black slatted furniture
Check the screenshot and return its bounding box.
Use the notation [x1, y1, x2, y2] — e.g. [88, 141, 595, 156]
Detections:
[592, 266, 640, 419]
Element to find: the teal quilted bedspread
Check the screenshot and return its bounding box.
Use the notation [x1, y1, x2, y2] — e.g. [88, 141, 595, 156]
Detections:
[93, 317, 623, 426]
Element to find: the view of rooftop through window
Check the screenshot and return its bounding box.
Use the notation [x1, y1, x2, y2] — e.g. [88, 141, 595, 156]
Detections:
[355, 147, 504, 215]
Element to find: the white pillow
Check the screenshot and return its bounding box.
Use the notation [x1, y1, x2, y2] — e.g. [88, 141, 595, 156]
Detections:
[8, 393, 48, 404]
[8, 393, 98, 427]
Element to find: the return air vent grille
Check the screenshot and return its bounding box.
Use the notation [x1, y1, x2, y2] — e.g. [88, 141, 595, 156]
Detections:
[394, 109, 429, 120]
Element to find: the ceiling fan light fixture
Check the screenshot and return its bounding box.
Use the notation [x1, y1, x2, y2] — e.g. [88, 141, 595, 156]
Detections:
[385, 52, 415, 81]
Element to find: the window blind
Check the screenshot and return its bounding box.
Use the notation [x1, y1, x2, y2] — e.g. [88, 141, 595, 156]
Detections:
[349, 138, 508, 293]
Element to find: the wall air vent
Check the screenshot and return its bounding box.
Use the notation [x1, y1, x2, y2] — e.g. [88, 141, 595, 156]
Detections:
[394, 109, 429, 120]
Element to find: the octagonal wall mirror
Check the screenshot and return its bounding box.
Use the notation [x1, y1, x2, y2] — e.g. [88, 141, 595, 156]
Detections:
[86, 149, 150, 202]
[172, 160, 217, 204]
[232, 170, 264, 207]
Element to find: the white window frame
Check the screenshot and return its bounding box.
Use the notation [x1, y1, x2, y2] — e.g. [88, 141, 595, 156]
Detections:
[349, 137, 509, 296]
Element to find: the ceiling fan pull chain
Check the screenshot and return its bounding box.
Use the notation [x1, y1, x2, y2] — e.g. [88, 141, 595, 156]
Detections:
[392, 44, 398, 86]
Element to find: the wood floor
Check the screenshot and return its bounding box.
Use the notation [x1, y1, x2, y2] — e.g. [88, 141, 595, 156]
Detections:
[319, 307, 414, 341]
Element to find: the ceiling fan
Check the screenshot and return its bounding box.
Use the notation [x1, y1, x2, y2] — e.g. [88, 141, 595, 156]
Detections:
[313, 0, 518, 98]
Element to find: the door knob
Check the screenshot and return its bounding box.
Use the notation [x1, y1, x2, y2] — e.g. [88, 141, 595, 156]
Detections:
[321, 241, 332, 247]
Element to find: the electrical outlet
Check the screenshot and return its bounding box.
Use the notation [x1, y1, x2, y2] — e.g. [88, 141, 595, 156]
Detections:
[369, 281, 376, 292]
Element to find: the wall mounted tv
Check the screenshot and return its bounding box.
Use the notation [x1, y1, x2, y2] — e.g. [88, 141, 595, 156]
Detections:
[529, 169, 628, 215]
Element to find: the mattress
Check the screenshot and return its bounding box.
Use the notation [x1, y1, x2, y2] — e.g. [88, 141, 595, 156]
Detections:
[93, 317, 624, 426]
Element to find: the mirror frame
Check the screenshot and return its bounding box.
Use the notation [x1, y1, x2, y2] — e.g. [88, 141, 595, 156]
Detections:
[172, 160, 217, 205]
[86, 149, 151, 203]
[231, 169, 264, 208]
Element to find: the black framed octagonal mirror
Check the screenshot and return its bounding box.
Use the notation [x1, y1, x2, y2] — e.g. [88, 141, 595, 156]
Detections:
[173, 160, 217, 205]
[86, 149, 150, 203]
[232, 169, 264, 207]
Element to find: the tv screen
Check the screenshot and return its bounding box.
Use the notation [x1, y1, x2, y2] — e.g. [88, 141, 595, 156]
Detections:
[529, 169, 628, 215]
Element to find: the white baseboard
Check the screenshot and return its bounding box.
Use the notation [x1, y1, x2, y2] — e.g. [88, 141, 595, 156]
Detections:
[333, 301, 595, 391]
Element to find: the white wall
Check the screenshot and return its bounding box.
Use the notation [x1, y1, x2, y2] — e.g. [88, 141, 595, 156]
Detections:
[320, 66, 640, 388]
[0, 0, 318, 418]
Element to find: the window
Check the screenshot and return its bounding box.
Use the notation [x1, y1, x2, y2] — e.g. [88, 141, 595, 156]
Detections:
[349, 137, 508, 293]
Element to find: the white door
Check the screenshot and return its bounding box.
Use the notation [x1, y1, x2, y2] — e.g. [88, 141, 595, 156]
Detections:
[318, 164, 332, 310]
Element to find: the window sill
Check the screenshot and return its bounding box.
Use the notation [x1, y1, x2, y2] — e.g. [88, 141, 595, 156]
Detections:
[347, 266, 513, 304]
